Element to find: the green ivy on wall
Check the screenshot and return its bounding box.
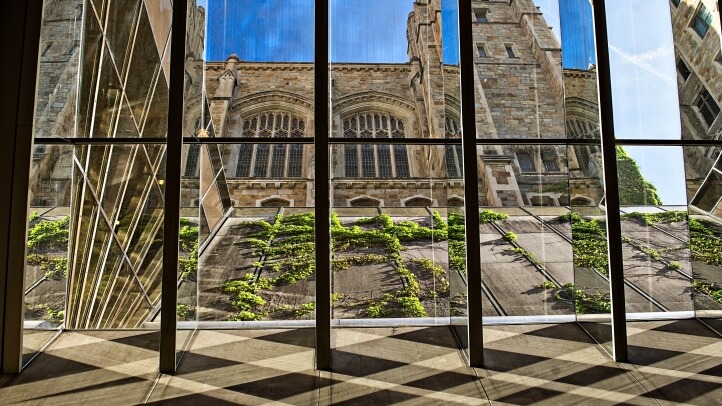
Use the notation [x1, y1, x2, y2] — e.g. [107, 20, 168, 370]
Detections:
[616, 146, 662, 206]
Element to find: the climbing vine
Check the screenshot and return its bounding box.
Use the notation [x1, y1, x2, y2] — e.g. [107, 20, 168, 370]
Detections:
[616, 146, 662, 206]
[560, 212, 609, 273]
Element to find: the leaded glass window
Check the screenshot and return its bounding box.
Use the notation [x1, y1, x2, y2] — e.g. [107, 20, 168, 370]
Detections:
[342, 112, 410, 178]
[235, 111, 306, 177]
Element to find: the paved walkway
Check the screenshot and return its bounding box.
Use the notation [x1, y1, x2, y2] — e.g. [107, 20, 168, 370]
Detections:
[1, 320, 721, 404]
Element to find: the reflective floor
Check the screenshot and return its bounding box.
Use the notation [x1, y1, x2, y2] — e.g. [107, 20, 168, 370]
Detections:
[1, 321, 720, 405]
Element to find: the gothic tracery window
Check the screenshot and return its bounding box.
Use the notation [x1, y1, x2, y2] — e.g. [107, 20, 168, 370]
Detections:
[236, 111, 306, 177]
[342, 112, 410, 178]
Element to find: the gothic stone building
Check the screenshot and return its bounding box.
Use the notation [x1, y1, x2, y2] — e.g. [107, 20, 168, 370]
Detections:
[179, 0, 604, 212]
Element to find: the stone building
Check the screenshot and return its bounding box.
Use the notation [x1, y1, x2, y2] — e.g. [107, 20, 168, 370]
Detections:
[181, 0, 605, 211]
[671, 0, 722, 215]
[26, 0, 607, 328]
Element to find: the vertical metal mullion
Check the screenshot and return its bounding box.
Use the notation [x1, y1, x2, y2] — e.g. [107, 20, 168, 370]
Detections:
[159, 0, 187, 374]
[457, 0, 484, 367]
[590, 0, 628, 362]
[315, 0, 331, 371]
[1, 0, 43, 374]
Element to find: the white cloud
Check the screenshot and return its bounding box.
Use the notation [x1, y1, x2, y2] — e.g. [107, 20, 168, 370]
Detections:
[609, 44, 675, 84]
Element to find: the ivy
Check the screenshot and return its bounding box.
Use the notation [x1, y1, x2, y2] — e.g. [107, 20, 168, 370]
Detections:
[176, 304, 195, 320]
[503, 231, 517, 243]
[27, 217, 69, 250]
[27, 304, 64, 323]
[179, 224, 199, 251]
[179, 241, 198, 281]
[622, 210, 687, 225]
[27, 254, 68, 279]
[616, 146, 662, 206]
[560, 213, 609, 274]
[448, 213, 467, 276]
[332, 254, 387, 271]
[222, 274, 272, 320]
[294, 302, 316, 317]
[692, 281, 722, 304]
[479, 210, 509, 224]
[554, 283, 611, 314]
[688, 218, 722, 266]
[506, 247, 545, 269]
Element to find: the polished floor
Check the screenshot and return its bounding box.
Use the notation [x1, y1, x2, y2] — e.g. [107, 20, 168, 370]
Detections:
[0, 320, 720, 405]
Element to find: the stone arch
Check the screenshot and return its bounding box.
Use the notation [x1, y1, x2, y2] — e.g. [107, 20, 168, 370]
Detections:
[402, 195, 434, 207]
[570, 195, 594, 206]
[348, 196, 382, 207]
[530, 195, 556, 206]
[333, 91, 417, 121]
[447, 196, 464, 207]
[231, 90, 314, 119]
[258, 196, 293, 208]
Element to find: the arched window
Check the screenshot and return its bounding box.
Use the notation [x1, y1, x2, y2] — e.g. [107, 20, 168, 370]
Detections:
[448, 196, 464, 207]
[259, 197, 292, 207]
[342, 112, 410, 178]
[235, 111, 306, 177]
[404, 196, 433, 207]
[349, 196, 381, 207]
[445, 115, 462, 178]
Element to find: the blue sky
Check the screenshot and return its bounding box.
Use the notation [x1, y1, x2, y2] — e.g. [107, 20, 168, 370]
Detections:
[201, 0, 686, 205]
[606, 0, 685, 205]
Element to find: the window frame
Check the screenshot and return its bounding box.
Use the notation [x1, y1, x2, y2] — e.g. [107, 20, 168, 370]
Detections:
[516, 151, 536, 173]
[695, 87, 721, 128]
[692, 4, 713, 38]
[473, 8, 488, 23]
[676, 58, 691, 81]
[505, 44, 517, 58]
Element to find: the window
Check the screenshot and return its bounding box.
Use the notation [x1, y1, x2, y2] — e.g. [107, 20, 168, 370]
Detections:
[477, 45, 488, 58]
[517, 152, 535, 172]
[696, 88, 721, 127]
[445, 116, 462, 178]
[67, 40, 79, 56]
[184, 144, 200, 177]
[542, 149, 560, 172]
[343, 111, 410, 178]
[716, 51, 722, 65]
[505, 45, 516, 58]
[474, 8, 488, 23]
[235, 111, 306, 177]
[676, 59, 691, 81]
[671, 0, 680, 7]
[693, 4, 713, 38]
[41, 41, 53, 57]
